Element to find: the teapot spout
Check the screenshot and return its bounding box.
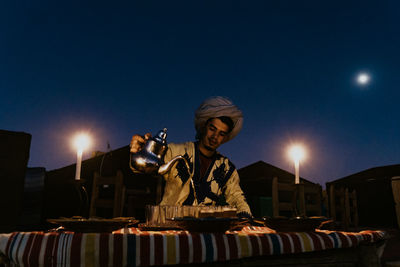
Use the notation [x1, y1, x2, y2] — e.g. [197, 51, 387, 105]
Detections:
[158, 155, 189, 175]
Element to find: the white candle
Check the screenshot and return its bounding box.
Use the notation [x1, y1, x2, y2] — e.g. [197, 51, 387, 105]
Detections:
[75, 148, 83, 180]
[288, 144, 305, 185]
[73, 133, 91, 180]
[295, 160, 300, 184]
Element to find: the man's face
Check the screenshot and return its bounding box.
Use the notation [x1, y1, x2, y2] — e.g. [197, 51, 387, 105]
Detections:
[199, 118, 230, 152]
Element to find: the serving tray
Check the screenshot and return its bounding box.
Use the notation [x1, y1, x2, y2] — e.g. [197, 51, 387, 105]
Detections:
[262, 216, 331, 232]
[47, 217, 138, 233]
[170, 217, 244, 233]
[137, 223, 183, 231]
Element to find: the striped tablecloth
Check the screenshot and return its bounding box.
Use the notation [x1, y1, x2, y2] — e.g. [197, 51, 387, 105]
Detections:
[0, 226, 386, 267]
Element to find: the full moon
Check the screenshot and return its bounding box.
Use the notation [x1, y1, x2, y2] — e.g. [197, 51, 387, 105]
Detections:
[357, 73, 370, 85]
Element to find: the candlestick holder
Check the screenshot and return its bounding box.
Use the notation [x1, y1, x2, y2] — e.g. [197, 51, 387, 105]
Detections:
[68, 179, 89, 217]
[292, 183, 306, 218]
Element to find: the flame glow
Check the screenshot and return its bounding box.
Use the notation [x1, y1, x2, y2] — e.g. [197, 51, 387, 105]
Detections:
[73, 133, 91, 151]
[288, 144, 306, 163]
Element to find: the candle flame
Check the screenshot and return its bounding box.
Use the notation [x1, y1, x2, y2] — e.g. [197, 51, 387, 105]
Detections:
[288, 144, 306, 163]
[73, 133, 91, 152]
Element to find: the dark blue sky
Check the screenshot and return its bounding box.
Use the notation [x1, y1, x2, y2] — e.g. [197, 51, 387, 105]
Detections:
[1, 0, 399, 185]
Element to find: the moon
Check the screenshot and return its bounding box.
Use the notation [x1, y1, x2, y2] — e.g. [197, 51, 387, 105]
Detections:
[356, 73, 371, 85]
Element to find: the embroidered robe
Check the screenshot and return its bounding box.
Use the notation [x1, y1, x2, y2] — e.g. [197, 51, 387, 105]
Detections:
[159, 142, 252, 215]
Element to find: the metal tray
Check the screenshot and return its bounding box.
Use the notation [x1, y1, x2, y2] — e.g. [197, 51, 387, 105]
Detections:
[170, 217, 244, 232]
[262, 216, 331, 232]
[137, 223, 183, 231]
[47, 217, 138, 233]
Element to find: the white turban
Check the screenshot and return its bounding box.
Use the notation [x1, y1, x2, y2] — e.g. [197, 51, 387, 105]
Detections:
[194, 96, 243, 143]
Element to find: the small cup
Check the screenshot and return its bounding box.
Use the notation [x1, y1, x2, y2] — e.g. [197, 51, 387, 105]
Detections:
[145, 205, 160, 226]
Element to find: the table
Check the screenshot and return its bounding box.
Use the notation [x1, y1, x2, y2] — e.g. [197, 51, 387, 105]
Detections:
[0, 226, 386, 267]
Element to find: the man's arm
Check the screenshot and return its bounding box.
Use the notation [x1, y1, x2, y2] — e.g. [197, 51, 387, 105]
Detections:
[224, 168, 252, 217]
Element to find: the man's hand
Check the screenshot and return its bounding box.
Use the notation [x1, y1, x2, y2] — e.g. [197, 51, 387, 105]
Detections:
[130, 133, 151, 153]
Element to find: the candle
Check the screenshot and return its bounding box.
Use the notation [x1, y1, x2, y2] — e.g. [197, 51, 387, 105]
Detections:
[288, 144, 305, 185]
[75, 148, 83, 180]
[73, 133, 91, 180]
[295, 160, 300, 184]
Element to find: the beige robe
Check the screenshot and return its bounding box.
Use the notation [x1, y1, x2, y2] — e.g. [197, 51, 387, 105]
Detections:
[160, 142, 252, 215]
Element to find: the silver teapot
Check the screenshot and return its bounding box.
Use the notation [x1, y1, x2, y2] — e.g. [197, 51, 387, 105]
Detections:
[129, 128, 189, 175]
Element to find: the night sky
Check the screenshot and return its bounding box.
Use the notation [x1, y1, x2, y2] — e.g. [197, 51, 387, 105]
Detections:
[2, 1, 399, 186]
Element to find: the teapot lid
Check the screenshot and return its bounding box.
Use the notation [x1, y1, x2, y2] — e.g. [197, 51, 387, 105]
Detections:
[153, 128, 167, 144]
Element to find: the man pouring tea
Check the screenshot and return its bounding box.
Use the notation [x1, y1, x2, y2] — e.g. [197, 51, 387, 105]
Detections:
[130, 96, 252, 218]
